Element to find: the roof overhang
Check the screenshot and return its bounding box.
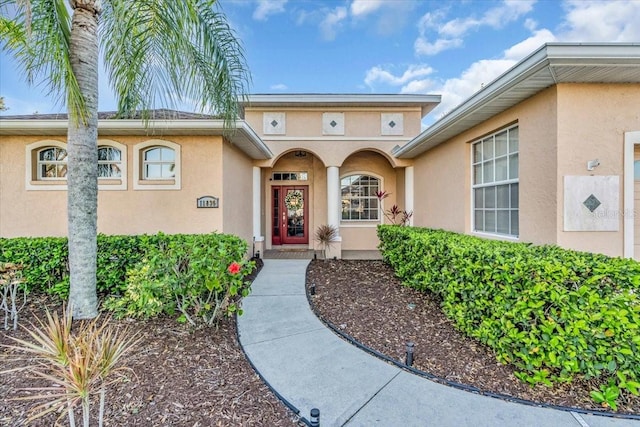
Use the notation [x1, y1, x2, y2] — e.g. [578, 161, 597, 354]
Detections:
[395, 43, 640, 158]
[0, 118, 273, 160]
[241, 93, 441, 118]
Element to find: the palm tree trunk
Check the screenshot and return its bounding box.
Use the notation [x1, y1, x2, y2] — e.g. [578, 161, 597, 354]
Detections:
[67, 1, 101, 319]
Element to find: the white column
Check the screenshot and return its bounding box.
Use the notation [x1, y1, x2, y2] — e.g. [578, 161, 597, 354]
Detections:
[327, 166, 341, 236]
[252, 166, 263, 241]
[405, 166, 414, 226]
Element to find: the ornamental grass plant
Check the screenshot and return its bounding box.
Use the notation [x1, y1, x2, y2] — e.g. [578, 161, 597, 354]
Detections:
[1, 305, 139, 426]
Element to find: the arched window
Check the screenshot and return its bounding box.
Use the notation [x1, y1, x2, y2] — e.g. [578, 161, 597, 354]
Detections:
[133, 140, 181, 190]
[37, 147, 67, 180]
[341, 174, 381, 221]
[98, 146, 123, 178]
[142, 146, 175, 179]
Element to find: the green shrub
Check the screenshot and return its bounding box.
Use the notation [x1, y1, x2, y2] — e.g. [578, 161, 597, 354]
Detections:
[378, 225, 640, 410]
[103, 233, 253, 326]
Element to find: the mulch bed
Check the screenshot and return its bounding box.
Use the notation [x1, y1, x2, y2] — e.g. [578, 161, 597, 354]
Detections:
[1, 260, 300, 426]
[306, 259, 640, 417]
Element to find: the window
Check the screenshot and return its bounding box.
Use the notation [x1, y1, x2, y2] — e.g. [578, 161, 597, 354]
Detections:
[143, 147, 175, 180]
[472, 126, 519, 237]
[26, 139, 127, 191]
[341, 174, 380, 221]
[634, 160, 640, 181]
[133, 140, 181, 190]
[98, 146, 122, 178]
[272, 171, 308, 181]
[37, 147, 67, 180]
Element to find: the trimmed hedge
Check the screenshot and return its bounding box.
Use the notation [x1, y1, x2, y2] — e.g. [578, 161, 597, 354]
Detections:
[378, 225, 640, 408]
[0, 233, 245, 298]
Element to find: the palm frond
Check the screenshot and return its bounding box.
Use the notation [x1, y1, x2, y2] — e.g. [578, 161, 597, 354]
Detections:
[0, 0, 87, 121]
[101, 0, 250, 127]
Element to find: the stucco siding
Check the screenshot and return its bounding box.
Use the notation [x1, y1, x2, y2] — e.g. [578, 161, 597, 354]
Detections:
[555, 83, 640, 257]
[222, 141, 254, 246]
[0, 135, 226, 237]
[339, 151, 396, 250]
[411, 86, 559, 243]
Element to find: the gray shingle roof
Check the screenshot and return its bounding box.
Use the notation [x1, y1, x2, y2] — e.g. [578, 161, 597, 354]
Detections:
[0, 109, 218, 120]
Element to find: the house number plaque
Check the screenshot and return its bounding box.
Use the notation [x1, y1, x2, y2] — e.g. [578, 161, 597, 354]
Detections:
[197, 196, 219, 208]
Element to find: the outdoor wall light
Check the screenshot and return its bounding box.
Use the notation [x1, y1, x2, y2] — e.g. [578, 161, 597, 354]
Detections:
[587, 159, 600, 171]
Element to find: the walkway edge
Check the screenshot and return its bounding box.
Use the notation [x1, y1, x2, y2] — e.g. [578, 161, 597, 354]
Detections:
[303, 268, 640, 422]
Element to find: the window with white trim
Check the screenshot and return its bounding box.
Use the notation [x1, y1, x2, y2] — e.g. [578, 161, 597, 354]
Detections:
[341, 174, 380, 221]
[37, 147, 68, 180]
[98, 146, 123, 178]
[472, 126, 519, 237]
[133, 140, 181, 190]
[142, 146, 175, 180]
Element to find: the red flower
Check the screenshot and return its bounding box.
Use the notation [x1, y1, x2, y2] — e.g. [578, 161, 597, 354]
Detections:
[228, 262, 241, 275]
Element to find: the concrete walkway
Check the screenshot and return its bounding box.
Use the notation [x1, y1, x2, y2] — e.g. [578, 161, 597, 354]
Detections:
[237, 259, 640, 427]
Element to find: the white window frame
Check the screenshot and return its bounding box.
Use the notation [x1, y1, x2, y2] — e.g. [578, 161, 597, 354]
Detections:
[97, 139, 127, 190]
[133, 139, 181, 190]
[340, 172, 383, 224]
[471, 125, 519, 238]
[37, 146, 68, 181]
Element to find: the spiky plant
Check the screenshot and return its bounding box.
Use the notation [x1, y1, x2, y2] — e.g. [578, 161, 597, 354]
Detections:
[315, 224, 339, 260]
[1, 305, 140, 426]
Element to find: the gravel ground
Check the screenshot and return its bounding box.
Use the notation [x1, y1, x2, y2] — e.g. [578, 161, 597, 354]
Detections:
[306, 259, 640, 417]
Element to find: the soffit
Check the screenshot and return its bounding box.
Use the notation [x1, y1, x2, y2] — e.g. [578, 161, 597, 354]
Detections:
[396, 43, 640, 158]
[0, 119, 273, 160]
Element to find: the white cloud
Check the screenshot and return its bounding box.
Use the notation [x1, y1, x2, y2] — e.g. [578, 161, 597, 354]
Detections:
[414, 37, 463, 56]
[415, 0, 536, 56]
[503, 28, 555, 60]
[253, 0, 287, 21]
[270, 83, 288, 91]
[350, 0, 385, 17]
[364, 64, 435, 88]
[319, 6, 348, 41]
[557, 0, 640, 42]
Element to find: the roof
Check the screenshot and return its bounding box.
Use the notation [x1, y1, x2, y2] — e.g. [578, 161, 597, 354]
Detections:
[240, 93, 441, 118]
[0, 109, 273, 159]
[395, 42, 640, 158]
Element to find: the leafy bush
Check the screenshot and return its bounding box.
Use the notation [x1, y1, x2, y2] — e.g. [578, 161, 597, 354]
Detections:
[378, 225, 640, 410]
[0, 234, 253, 325]
[103, 233, 254, 326]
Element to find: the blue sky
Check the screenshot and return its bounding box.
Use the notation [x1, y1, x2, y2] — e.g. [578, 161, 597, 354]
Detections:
[1, 0, 640, 125]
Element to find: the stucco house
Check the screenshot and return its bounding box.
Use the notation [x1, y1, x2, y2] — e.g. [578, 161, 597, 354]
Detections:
[1, 42, 639, 260]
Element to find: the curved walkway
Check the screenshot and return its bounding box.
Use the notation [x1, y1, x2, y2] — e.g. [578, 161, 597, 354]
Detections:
[237, 259, 640, 427]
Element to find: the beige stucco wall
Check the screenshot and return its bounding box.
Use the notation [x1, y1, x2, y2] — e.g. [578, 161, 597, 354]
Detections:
[222, 140, 255, 246]
[246, 108, 416, 168]
[340, 151, 397, 250]
[412, 83, 640, 258]
[0, 135, 227, 237]
[555, 83, 640, 257]
[412, 86, 559, 244]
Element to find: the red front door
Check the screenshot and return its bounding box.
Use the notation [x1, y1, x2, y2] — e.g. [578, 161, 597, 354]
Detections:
[272, 186, 308, 245]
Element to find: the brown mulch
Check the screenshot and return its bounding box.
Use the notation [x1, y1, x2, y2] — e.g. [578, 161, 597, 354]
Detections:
[306, 259, 640, 417]
[1, 260, 300, 427]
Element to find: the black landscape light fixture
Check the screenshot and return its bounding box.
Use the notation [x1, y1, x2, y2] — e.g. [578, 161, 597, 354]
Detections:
[406, 342, 415, 366]
[310, 283, 316, 295]
[310, 408, 320, 427]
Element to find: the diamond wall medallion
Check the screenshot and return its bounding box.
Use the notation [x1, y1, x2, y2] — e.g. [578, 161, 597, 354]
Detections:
[263, 112, 285, 134]
[381, 113, 403, 135]
[322, 113, 344, 135]
[583, 194, 601, 212]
